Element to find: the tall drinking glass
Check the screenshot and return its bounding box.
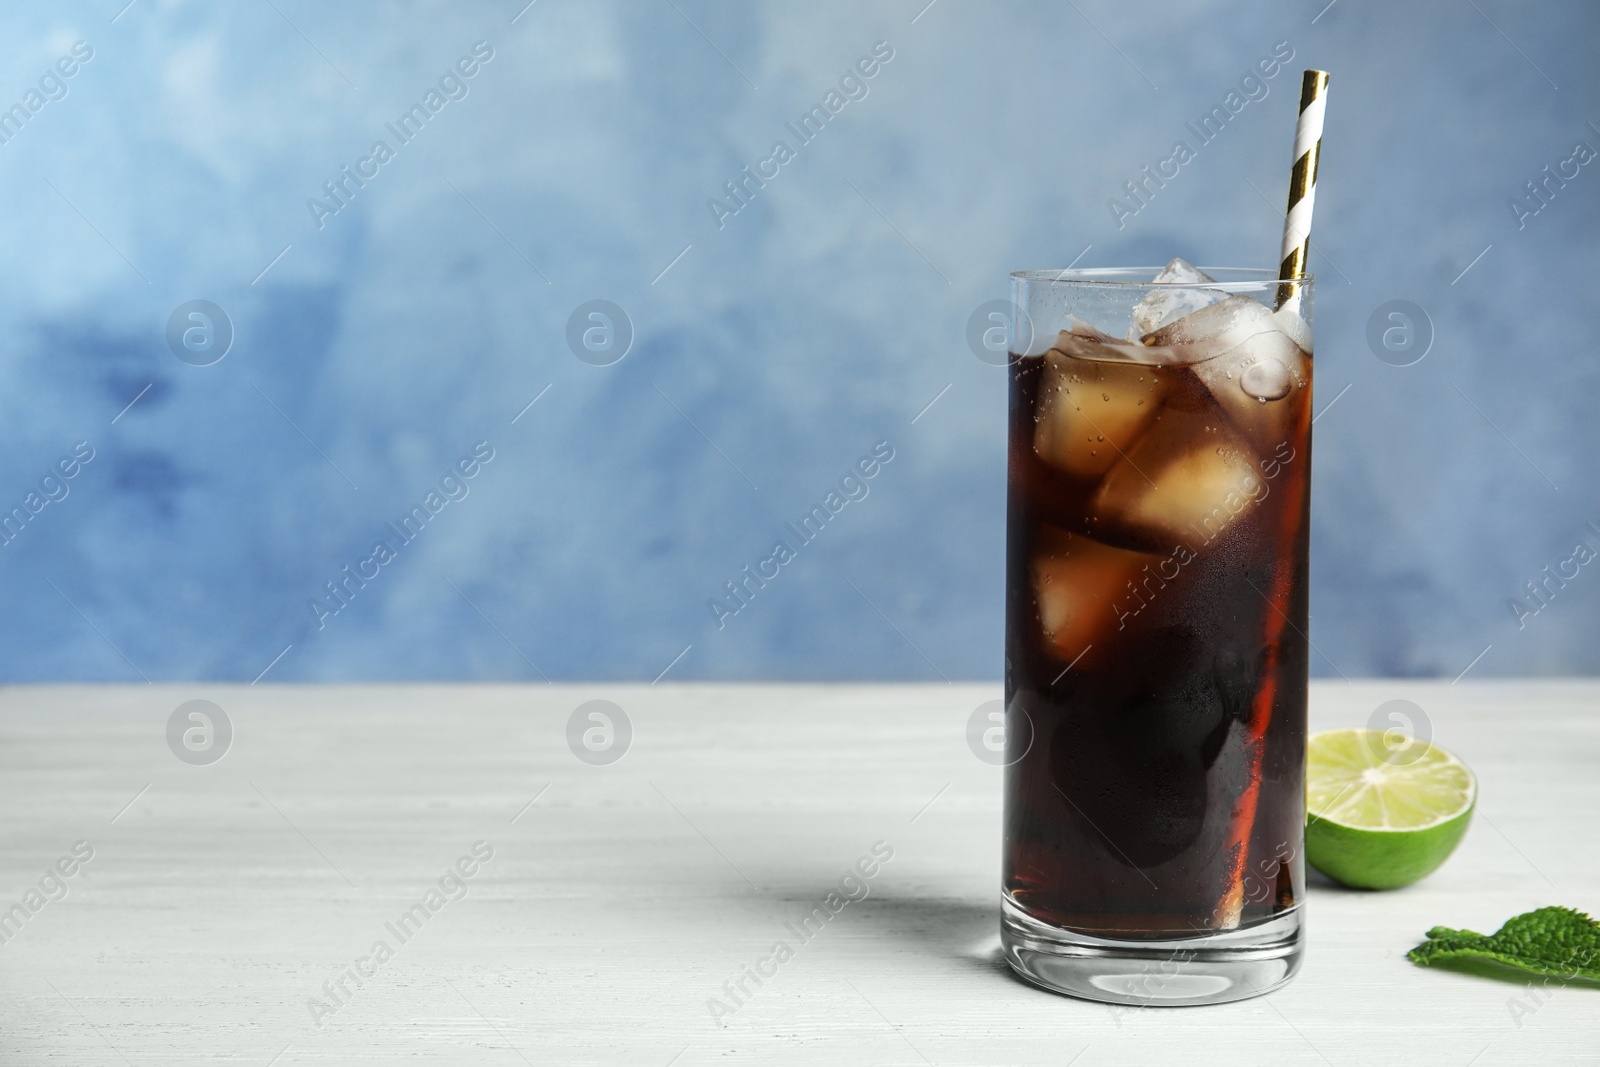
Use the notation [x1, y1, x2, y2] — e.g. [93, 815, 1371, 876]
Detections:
[1001, 268, 1312, 1005]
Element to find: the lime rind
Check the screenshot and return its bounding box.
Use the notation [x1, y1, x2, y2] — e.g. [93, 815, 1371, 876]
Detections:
[1306, 728, 1477, 890]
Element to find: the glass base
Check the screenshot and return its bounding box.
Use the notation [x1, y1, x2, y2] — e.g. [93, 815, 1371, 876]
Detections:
[1001, 897, 1304, 1006]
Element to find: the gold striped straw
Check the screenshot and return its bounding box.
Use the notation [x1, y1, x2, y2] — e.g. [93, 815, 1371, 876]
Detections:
[1277, 70, 1329, 310]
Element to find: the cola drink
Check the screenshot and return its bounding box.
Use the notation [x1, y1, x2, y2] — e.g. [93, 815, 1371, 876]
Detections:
[1001, 264, 1312, 1002]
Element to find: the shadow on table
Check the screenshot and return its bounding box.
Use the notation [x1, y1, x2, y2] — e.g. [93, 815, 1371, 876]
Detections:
[855, 896, 1014, 981]
[1305, 866, 1372, 893]
[1409, 956, 1600, 989]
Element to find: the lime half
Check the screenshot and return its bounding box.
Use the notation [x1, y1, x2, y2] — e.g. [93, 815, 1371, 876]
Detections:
[1305, 728, 1476, 890]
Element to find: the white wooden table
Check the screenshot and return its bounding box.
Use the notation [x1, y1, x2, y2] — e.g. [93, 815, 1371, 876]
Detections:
[0, 682, 1594, 1065]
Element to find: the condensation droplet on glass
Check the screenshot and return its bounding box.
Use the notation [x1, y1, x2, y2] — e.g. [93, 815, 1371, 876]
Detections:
[1241, 358, 1293, 402]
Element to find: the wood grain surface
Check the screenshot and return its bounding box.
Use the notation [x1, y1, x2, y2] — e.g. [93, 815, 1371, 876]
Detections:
[0, 681, 1595, 1064]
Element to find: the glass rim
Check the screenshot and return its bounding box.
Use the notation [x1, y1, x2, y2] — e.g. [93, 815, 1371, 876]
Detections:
[1011, 266, 1313, 292]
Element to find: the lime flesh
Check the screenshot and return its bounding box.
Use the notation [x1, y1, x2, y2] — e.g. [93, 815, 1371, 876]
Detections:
[1305, 728, 1476, 890]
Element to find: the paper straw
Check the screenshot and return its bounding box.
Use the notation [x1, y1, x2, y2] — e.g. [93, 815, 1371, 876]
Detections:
[1276, 70, 1329, 309]
[1212, 70, 1331, 931]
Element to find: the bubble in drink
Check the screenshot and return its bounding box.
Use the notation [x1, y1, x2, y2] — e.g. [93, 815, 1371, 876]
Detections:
[1241, 359, 1293, 401]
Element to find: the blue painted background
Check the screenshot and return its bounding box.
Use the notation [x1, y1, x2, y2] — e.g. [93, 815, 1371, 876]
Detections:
[0, 0, 1595, 682]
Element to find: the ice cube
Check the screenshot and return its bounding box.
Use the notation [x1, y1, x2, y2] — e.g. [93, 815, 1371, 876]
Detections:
[1063, 319, 1118, 342]
[1272, 304, 1313, 353]
[1142, 296, 1312, 455]
[1194, 331, 1309, 455]
[1130, 259, 1228, 338]
[1031, 523, 1160, 662]
[1054, 326, 1154, 361]
[1130, 289, 1231, 338]
[1142, 294, 1275, 348]
[1034, 343, 1170, 481]
[1152, 257, 1214, 285]
[1089, 385, 1267, 549]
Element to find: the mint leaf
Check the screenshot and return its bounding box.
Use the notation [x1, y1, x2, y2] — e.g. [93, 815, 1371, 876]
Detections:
[1408, 907, 1600, 982]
